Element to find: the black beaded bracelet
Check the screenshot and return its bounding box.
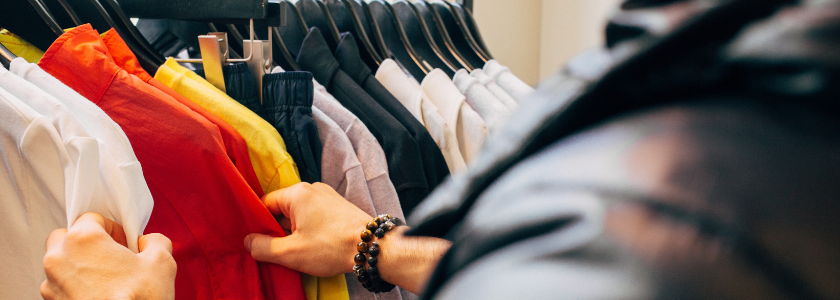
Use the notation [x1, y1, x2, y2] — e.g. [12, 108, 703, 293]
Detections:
[354, 214, 404, 294]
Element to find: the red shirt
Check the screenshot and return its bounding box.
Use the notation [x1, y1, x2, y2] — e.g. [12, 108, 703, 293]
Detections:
[100, 29, 264, 198]
[39, 24, 305, 300]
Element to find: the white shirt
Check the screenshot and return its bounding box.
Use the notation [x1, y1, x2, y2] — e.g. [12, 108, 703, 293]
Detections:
[469, 68, 519, 111]
[375, 59, 467, 173]
[452, 69, 512, 133]
[0, 86, 70, 300]
[421, 69, 488, 164]
[8, 59, 153, 253]
[483, 60, 536, 102]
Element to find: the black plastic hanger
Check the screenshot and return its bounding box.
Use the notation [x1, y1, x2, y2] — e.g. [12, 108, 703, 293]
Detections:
[323, 0, 383, 69]
[30, 0, 65, 36]
[0, 0, 61, 50]
[295, 0, 342, 51]
[390, 0, 458, 75]
[0, 43, 16, 69]
[41, 0, 83, 27]
[98, 0, 165, 64]
[276, 0, 310, 60]
[428, 1, 486, 68]
[364, 0, 429, 80]
[410, 0, 473, 70]
[446, 1, 492, 59]
[346, 0, 390, 61]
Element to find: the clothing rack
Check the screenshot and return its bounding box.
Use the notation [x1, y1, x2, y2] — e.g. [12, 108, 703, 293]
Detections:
[118, 0, 269, 20]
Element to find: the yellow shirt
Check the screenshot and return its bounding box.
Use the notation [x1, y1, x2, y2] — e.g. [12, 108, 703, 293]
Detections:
[0, 29, 45, 63]
[155, 58, 300, 192]
[155, 58, 349, 300]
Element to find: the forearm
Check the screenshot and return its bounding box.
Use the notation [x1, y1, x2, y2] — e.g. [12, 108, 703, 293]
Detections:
[376, 226, 452, 295]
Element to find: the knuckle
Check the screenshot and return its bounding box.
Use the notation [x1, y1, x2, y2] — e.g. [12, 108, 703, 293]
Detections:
[40, 281, 53, 299]
[64, 229, 98, 244]
[42, 253, 60, 273]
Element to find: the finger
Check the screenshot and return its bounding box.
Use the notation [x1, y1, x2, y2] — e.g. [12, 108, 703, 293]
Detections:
[262, 183, 310, 217]
[138, 233, 174, 255]
[71, 212, 129, 247]
[45, 229, 67, 253]
[244, 233, 304, 269]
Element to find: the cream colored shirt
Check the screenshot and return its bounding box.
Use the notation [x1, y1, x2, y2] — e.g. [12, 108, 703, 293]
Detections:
[421, 69, 488, 164]
[375, 59, 467, 173]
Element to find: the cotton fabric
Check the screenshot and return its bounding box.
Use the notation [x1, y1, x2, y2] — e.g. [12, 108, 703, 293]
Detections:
[155, 58, 301, 193]
[420, 69, 488, 164]
[375, 59, 467, 173]
[9, 58, 156, 251]
[0, 86, 72, 300]
[272, 66, 404, 221]
[272, 66, 407, 300]
[1, 62, 153, 256]
[99, 31, 263, 197]
[334, 32, 450, 198]
[157, 59, 348, 300]
[296, 27, 430, 215]
[452, 69, 511, 133]
[469, 69, 519, 111]
[39, 25, 305, 300]
[482, 60, 535, 102]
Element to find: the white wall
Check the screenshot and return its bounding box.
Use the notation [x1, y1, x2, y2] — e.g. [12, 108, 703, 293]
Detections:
[467, 0, 621, 86]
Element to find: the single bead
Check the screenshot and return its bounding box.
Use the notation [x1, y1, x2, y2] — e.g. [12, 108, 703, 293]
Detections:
[367, 256, 378, 266]
[374, 228, 386, 238]
[369, 244, 380, 256]
[391, 218, 404, 226]
[354, 253, 366, 264]
[357, 241, 369, 253]
[366, 221, 379, 231]
[383, 221, 396, 231]
[357, 270, 370, 283]
[374, 216, 384, 225]
[353, 264, 364, 276]
[360, 229, 374, 242]
[368, 266, 378, 276]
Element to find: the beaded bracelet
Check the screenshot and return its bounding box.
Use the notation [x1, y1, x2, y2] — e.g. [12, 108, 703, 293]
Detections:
[354, 214, 404, 294]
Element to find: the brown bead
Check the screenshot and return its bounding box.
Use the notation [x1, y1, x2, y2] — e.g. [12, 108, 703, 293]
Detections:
[354, 253, 367, 264]
[357, 241, 369, 253]
[360, 229, 374, 242]
[366, 221, 379, 231]
[374, 216, 384, 224]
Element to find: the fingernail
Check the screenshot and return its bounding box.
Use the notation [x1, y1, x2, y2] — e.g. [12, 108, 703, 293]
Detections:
[244, 235, 253, 252]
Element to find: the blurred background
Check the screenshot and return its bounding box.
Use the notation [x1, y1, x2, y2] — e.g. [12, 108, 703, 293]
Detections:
[457, 0, 622, 86]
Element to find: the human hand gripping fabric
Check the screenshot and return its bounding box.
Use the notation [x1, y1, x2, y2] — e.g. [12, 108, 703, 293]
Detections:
[245, 183, 451, 295]
[42, 212, 177, 300]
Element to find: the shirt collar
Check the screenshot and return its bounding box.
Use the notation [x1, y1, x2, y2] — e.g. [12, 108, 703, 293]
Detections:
[333, 32, 373, 85]
[296, 27, 340, 88]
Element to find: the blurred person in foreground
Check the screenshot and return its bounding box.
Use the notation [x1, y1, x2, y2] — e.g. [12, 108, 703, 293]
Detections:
[40, 0, 840, 299]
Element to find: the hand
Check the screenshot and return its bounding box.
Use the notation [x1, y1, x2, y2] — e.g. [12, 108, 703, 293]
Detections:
[245, 182, 372, 277]
[41, 212, 177, 300]
[245, 183, 451, 295]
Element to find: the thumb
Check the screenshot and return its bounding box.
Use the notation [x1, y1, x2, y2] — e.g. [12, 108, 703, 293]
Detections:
[244, 233, 304, 269]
